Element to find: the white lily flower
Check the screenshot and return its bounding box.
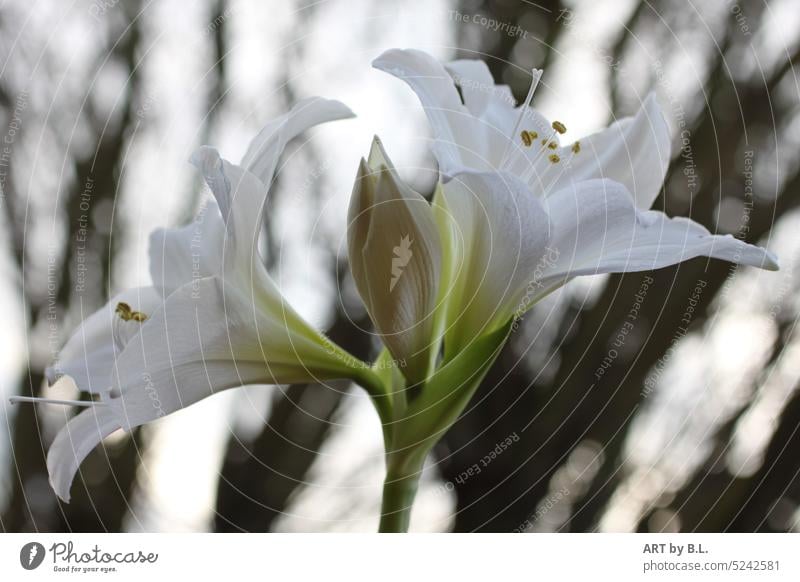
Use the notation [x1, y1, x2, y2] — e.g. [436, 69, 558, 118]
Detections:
[12, 98, 379, 502]
[348, 136, 442, 385]
[374, 49, 778, 356]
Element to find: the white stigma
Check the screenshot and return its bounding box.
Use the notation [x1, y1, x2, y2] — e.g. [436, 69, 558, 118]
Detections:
[9, 396, 102, 407]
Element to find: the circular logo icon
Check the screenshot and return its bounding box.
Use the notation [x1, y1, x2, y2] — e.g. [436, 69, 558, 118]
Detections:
[19, 542, 46, 570]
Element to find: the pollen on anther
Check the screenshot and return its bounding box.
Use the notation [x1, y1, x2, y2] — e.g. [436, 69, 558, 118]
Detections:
[520, 130, 534, 147]
[552, 120, 567, 134]
[547, 141, 557, 150]
[571, 141, 581, 154]
[548, 154, 561, 163]
[116, 302, 148, 323]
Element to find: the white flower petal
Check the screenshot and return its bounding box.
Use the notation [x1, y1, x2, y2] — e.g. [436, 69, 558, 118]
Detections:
[240, 97, 354, 184]
[539, 178, 778, 289]
[373, 49, 484, 175]
[439, 170, 550, 355]
[46, 404, 120, 502]
[108, 277, 356, 429]
[148, 201, 226, 297]
[46, 287, 162, 394]
[548, 93, 671, 208]
[189, 147, 264, 276]
[444, 59, 502, 116]
[190, 150, 333, 348]
[442, 63, 557, 180]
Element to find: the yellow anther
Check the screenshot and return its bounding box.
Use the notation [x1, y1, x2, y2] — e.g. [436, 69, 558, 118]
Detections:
[571, 140, 581, 154]
[521, 130, 533, 147]
[548, 154, 561, 163]
[541, 138, 547, 145]
[116, 302, 148, 323]
[520, 130, 539, 147]
[552, 120, 567, 134]
[547, 141, 558, 150]
[130, 311, 148, 322]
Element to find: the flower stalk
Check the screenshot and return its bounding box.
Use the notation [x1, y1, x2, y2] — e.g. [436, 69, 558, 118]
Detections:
[379, 453, 425, 533]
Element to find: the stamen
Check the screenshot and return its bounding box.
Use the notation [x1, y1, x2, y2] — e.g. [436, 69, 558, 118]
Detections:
[523, 133, 580, 186]
[552, 120, 567, 134]
[520, 130, 538, 147]
[116, 302, 148, 322]
[547, 141, 558, 150]
[9, 396, 103, 408]
[116, 302, 131, 318]
[501, 68, 543, 168]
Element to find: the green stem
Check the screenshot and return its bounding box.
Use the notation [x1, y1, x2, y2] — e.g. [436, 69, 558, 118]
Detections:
[378, 462, 422, 533]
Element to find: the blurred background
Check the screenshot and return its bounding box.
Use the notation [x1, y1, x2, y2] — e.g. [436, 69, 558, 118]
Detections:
[1, 0, 799, 532]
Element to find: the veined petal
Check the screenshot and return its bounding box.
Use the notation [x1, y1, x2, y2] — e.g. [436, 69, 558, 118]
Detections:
[189, 146, 266, 278]
[47, 404, 120, 502]
[373, 49, 484, 175]
[188, 148, 329, 347]
[149, 201, 226, 297]
[445, 59, 559, 180]
[45, 268, 370, 502]
[439, 170, 550, 357]
[348, 138, 442, 385]
[444, 59, 509, 117]
[547, 93, 671, 208]
[46, 287, 162, 394]
[173, 98, 353, 341]
[537, 178, 778, 291]
[109, 277, 366, 430]
[439, 61, 557, 181]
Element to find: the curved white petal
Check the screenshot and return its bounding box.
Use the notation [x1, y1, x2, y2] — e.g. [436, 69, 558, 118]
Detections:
[538, 178, 778, 290]
[348, 138, 442, 384]
[547, 93, 671, 208]
[439, 170, 550, 356]
[189, 147, 266, 276]
[445, 59, 562, 183]
[47, 404, 120, 502]
[46, 287, 162, 394]
[241, 97, 354, 184]
[373, 49, 486, 175]
[108, 277, 358, 430]
[189, 149, 329, 347]
[148, 201, 226, 297]
[444, 59, 507, 117]
[155, 97, 354, 332]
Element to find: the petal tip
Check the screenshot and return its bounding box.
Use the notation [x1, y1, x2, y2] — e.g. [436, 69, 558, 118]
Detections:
[765, 252, 780, 271]
[303, 97, 356, 122]
[368, 135, 391, 170]
[44, 365, 61, 386]
[371, 48, 404, 69]
[190, 145, 222, 173]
